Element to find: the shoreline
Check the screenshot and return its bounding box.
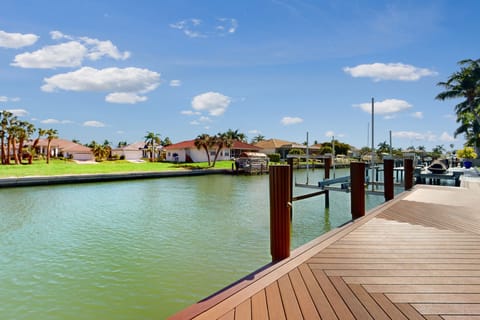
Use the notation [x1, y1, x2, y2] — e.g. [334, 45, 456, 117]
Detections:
[0, 169, 230, 188]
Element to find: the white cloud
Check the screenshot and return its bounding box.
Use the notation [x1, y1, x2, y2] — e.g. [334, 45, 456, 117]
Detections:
[170, 80, 182, 87]
[13, 32, 130, 69]
[0, 96, 20, 102]
[41, 118, 60, 124]
[181, 110, 200, 116]
[42, 67, 160, 103]
[40, 118, 72, 124]
[248, 129, 261, 135]
[190, 120, 200, 125]
[0, 30, 38, 48]
[170, 18, 238, 38]
[191, 92, 231, 116]
[7, 109, 28, 117]
[13, 41, 87, 68]
[392, 131, 436, 142]
[443, 114, 455, 120]
[105, 92, 147, 104]
[79, 36, 130, 61]
[411, 111, 423, 119]
[83, 120, 105, 127]
[343, 63, 437, 81]
[198, 116, 211, 123]
[440, 131, 455, 142]
[281, 116, 303, 126]
[50, 30, 69, 40]
[354, 99, 412, 114]
[325, 130, 344, 138]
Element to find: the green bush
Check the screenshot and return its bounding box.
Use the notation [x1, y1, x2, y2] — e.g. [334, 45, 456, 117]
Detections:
[268, 153, 280, 162]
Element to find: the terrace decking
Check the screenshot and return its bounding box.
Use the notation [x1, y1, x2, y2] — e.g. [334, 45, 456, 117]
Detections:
[170, 182, 480, 320]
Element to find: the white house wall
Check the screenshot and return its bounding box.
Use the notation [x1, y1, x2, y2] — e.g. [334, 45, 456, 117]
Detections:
[166, 147, 231, 163]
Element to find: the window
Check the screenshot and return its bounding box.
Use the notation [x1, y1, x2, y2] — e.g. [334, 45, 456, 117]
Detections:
[224, 152, 229, 157]
[210, 150, 216, 156]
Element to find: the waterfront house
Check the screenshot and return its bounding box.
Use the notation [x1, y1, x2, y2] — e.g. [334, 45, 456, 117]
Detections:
[254, 139, 321, 160]
[253, 139, 295, 158]
[111, 141, 149, 161]
[164, 139, 260, 163]
[34, 138, 94, 161]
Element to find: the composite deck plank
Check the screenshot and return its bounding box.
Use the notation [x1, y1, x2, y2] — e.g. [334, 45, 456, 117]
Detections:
[364, 284, 480, 294]
[288, 268, 321, 320]
[329, 276, 372, 320]
[312, 269, 355, 320]
[277, 274, 303, 319]
[326, 269, 480, 277]
[218, 309, 235, 320]
[413, 303, 480, 315]
[234, 299, 251, 320]
[265, 282, 286, 320]
[251, 290, 268, 320]
[370, 293, 408, 320]
[347, 284, 389, 320]
[298, 264, 338, 320]
[387, 293, 480, 303]
[395, 303, 426, 320]
[344, 276, 480, 285]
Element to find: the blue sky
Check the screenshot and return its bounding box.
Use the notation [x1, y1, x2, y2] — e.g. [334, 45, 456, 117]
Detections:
[0, 0, 478, 150]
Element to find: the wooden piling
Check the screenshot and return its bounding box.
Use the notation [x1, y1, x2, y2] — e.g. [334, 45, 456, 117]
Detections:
[350, 162, 365, 220]
[269, 165, 291, 261]
[404, 158, 414, 190]
[324, 157, 331, 208]
[384, 159, 394, 201]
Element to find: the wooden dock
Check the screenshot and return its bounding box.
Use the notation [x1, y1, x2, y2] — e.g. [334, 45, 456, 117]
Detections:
[170, 181, 480, 319]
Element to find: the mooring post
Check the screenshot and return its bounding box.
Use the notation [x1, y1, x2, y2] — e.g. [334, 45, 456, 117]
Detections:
[404, 158, 414, 190]
[350, 162, 365, 220]
[324, 157, 331, 208]
[384, 159, 394, 201]
[269, 165, 291, 261]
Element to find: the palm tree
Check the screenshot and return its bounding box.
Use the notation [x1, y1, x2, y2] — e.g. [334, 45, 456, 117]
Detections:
[225, 129, 247, 142]
[144, 132, 161, 162]
[251, 134, 266, 144]
[45, 128, 58, 164]
[161, 136, 172, 147]
[16, 121, 35, 163]
[211, 132, 233, 167]
[377, 141, 390, 154]
[436, 58, 480, 153]
[194, 133, 213, 166]
[28, 128, 45, 164]
[5, 115, 19, 165]
[0, 110, 13, 164]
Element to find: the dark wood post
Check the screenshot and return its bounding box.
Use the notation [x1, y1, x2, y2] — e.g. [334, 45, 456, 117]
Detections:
[404, 158, 414, 190]
[269, 165, 291, 261]
[384, 159, 394, 201]
[350, 162, 365, 220]
[324, 157, 331, 208]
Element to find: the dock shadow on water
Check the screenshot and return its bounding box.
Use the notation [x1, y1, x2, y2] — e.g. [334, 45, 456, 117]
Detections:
[0, 169, 385, 319]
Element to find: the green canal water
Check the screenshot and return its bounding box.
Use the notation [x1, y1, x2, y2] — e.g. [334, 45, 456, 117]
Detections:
[0, 168, 388, 319]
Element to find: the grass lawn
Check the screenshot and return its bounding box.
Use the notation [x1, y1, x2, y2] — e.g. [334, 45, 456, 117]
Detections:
[0, 159, 234, 178]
